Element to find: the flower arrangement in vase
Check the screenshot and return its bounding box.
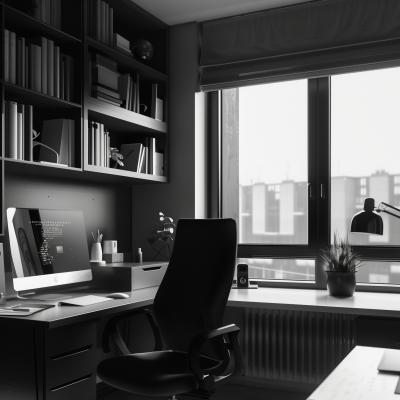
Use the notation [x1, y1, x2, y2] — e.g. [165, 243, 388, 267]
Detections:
[147, 212, 176, 260]
[322, 231, 363, 297]
[109, 148, 124, 169]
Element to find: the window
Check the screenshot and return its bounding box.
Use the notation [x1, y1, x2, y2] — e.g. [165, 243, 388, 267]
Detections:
[221, 66, 400, 289]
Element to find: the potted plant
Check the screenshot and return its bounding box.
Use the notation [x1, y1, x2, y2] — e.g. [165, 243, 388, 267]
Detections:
[322, 232, 362, 297]
[147, 212, 176, 260]
[109, 148, 124, 169]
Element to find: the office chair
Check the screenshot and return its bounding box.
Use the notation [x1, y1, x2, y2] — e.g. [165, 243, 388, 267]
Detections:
[97, 218, 243, 399]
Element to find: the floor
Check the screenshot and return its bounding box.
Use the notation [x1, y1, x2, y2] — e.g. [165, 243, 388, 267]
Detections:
[98, 383, 310, 400]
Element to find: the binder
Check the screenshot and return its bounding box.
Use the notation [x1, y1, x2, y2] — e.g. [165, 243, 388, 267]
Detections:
[30, 37, 48, 94]
[6, 101, 18, 159]
[4, 29, 9, 82]
[24, 105, 33, 161]
[17, 104, 25, 161]
[68, 119, 75, 167]
[47, 39, 54, 96]
[54, 46, 60, 98]
[10, 31, 16, 85]
[94, 123, 100, 166]
[29, 43, 41, 92]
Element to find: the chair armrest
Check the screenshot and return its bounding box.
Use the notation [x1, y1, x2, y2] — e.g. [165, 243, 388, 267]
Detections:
[188, 324, 244, 390]
[102, 308, 163, 355]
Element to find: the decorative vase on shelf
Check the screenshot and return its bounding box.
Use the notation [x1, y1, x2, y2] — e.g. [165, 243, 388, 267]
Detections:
[91, 243, 102, 261]
[322, 231, 362, 298]
[132, 39, 154, 61]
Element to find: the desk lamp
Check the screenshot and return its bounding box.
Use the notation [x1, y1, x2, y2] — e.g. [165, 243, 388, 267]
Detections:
[351, 197, 400, 378]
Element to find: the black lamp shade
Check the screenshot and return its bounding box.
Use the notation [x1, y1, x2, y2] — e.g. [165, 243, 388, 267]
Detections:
[350, 198, 383, 235]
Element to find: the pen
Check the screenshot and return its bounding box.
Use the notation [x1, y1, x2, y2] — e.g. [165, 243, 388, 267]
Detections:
[0, 308, 30, 312]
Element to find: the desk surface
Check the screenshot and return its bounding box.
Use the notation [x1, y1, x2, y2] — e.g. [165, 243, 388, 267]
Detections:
[0, 287, 157, 329]
[227, 287, 400, 317]
[308, 346, 400, 400]
[3, 286, 400, 329]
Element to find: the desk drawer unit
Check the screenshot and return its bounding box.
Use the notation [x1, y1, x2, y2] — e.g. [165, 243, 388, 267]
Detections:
[43, 322, 97, 400]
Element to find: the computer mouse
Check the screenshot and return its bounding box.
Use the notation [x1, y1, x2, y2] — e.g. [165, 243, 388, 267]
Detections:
[107, 293, 129, 299]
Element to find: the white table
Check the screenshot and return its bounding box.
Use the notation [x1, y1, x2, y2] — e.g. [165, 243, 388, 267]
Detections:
[308, 346, 400, 400]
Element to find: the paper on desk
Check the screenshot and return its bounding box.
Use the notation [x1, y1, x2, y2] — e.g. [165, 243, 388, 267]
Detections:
[0, 307, 48, 317]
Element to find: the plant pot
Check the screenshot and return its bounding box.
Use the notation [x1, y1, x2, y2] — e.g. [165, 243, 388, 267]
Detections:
[326, 271, 356, 297]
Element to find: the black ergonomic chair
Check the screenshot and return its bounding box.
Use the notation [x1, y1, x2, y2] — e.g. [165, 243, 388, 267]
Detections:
[97, 218, 243, 399]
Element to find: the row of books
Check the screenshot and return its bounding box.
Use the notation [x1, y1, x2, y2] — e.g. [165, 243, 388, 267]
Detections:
[121, 139, 163, 176]
[91, 53, 164, 120]
[87, 0, 133, 57]
[88, 122, 111, 168]
[31, 0, 62, 31]
[4, 32, 75, 101]
[4, 101, 33, 161]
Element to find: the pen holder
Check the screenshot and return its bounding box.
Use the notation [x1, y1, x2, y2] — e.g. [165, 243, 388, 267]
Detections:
[91, 243, 102, 261]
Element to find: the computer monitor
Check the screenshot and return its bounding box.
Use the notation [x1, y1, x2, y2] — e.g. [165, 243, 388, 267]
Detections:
[7, 208, 92, 294]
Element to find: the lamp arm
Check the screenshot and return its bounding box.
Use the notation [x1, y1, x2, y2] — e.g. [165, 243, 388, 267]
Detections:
[377, 202, 400, 219]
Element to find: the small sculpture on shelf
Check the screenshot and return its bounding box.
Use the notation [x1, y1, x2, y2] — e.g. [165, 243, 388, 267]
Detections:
[109, 147, 124, 169]
[147, 212, 176, 260]
[132, 39, 154, 61]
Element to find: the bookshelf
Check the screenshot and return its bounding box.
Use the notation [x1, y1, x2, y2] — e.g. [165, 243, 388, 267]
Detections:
[0, 0, 170, 234]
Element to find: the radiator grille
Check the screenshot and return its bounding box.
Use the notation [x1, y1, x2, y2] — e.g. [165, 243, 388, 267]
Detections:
[244, 308, 357, 384]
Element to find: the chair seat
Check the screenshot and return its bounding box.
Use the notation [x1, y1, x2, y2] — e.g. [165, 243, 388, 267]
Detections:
[97, 350, 220, 397]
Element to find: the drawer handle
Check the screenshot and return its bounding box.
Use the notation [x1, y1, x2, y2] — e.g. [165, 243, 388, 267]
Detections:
[50, 374, 91, 392]
[51, 345, 92, 361]
[142, 266, 162, 271]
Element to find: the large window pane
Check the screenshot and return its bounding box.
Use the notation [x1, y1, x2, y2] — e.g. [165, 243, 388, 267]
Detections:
[331, 68, 400, 246]
[238, 80, 308, 244]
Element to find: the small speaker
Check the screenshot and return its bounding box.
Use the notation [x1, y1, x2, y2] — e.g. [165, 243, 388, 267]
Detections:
[0, 244, 5, 304]
[237, 264, 249, 288]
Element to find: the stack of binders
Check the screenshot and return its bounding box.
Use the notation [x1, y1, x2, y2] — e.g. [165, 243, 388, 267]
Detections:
[92, 54, 122, 107]
[4, 101, 33, 162]
[4, 32, 74, 101]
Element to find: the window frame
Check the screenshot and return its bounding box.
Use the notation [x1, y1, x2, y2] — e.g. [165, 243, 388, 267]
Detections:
[219, 68, 400, 293]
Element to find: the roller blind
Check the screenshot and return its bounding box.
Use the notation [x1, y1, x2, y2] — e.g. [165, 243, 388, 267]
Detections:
[200, 0, 400, 90]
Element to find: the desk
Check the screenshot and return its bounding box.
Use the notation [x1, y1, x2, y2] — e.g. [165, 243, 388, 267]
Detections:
[0, 287, 157, 400]
[308, 346, 400, 400]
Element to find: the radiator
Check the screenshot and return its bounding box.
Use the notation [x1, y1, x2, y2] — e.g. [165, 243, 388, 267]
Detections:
[243, 308, 357, 385]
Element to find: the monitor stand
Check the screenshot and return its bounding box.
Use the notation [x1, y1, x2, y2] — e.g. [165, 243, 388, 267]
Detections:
[17, 292, 72, 301]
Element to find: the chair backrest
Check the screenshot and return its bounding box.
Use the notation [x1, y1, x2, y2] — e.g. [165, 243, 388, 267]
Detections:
[153, 218, 237, 361]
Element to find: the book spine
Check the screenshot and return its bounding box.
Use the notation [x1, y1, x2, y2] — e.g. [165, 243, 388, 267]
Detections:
[17, 112, 23, 160]
[94, 123, 100, 166]
[45, 0, 51, 25]
[151, 84, 157, 119]
[51, 0, 55, 27]
[107, 131, 110, 167]
[90, 122, 95, 165]
[4, 30, 9, 83]
[6, 101, 18, 159]
[101, 1, 106, 44]
[33, 1, 41, 20]
[10, 31, 16, 85]
[109, 8, 113, 47]
[47, 39, 54, 96]
[16, 38, 22, 86]
[24, 105, 33, 161]
[144, 138, 149, 174]
[149, 137, 155, 175]
[40, 0, 46, 22]
[100, 123, 104, 167]
[29, 44, 41, 92]
[68, 119, 75, 167]
[21, 38, 25, 87]
[60, 54, 65, 99]
[136, 73, 140, 113]
[55, 0, 62, 30]
[96, 0, 101, 42]
[54, 46, 60, 98]
[105, 3, 109, 46]
[65, 55, 70, 101]
[17, 104, 25, 161]
[132, 82, 137, 112]
[25, 46, 29, 88]
[41, 37, 48, 94]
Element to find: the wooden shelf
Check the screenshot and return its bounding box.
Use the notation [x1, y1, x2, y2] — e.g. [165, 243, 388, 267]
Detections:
[4, 83, 81, 112]
[86, 97, 167, 135]
[4, 4, 82, 46]
[4, 158, 82, 179]
[83, 164, 167, 184]
[85, 37, 168, 83]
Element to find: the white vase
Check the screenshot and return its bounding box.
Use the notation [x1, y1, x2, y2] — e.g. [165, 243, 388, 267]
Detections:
[91, 243, 102, 261]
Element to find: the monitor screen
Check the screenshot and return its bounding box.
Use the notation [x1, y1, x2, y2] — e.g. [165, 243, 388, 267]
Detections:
[7, 208, 92, 292]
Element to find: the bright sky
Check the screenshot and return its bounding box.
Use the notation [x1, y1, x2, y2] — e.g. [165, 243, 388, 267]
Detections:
[239, 68, 400, 186]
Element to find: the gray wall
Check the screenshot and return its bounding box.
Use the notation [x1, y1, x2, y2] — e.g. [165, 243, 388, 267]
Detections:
[132, 22, 200, 260]
[4, 173, 132, 274]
